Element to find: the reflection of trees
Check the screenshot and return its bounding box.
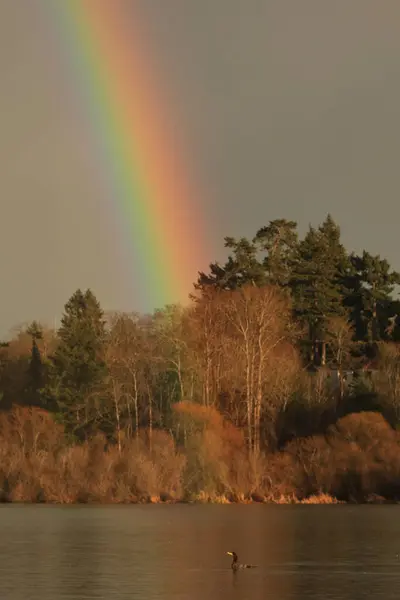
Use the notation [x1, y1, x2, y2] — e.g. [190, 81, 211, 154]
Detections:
[53, 507, 166, 598]
[52, 509, 101, 597]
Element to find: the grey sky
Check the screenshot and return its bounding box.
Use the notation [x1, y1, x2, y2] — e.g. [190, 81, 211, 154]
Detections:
[1, 1, 400, 337]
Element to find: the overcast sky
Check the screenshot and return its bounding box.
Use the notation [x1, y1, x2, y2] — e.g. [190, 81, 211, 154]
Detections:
[1, 0, 400, 337]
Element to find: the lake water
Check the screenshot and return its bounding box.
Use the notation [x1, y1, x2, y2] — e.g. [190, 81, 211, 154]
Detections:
[0, 504, 399, 599]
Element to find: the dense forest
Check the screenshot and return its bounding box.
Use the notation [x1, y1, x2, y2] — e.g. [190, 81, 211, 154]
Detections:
[2, 215, 400, 504]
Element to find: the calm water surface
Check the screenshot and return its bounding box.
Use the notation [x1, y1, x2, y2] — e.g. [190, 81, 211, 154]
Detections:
[0, 504, 399, 599]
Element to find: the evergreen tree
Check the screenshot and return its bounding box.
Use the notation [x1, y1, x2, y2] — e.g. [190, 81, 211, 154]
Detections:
[26, 321, 44, 405]
[290, 215, 350, 365]
[196, 236, 265, 291]
[346, 251, 400, 342]
[254, 219, 298, 287]
[387, 299, 400, 341]
[43, 289, 107, 433]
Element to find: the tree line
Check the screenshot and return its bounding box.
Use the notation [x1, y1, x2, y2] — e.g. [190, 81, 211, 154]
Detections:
[197, 215, 400, 364]
[1, 214, 400, 503]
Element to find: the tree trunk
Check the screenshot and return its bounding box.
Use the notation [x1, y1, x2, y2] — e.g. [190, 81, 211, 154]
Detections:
[113, 381, 121, 454]
[133, 372, 139, 439]
[126, 397, 132, 440]
[147, 385, 153, 453]
[254, 326, 264, 456]
[321, 341, 326, 367]
[372, 300, 378, 341]
[245, 339, 253, 452]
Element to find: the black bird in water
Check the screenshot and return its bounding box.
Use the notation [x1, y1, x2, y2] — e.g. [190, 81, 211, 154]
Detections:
[226, 551, 257, 572]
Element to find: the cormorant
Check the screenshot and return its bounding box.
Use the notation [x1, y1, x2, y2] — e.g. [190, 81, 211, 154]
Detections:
[226, 551, 257, 572]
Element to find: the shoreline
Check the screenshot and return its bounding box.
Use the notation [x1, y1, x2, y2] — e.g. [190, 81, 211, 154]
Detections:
[0, 493, 398, 506]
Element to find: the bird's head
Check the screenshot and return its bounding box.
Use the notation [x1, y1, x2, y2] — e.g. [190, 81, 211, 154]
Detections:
[226, 551, 238, 560]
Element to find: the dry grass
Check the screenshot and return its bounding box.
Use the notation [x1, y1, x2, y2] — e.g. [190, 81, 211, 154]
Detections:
[299, 493, 343, 504]
[261, 492, 342, 504]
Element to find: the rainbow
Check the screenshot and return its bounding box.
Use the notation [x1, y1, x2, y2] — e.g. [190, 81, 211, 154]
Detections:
[44, 0, 207, 309]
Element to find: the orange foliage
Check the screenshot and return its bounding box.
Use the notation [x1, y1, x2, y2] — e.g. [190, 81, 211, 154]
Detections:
[1, 405, 400, 504]
[173, 401, 244, 449]
[0, 407, 185, 504]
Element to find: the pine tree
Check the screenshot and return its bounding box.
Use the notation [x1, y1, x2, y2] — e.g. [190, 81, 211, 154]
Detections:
[196, 236, 266, 291]
[44, 289, 107, 433]
[26, 321, 44, 405]
[254, 219, 298, 287]
[290, 215, 350, 365]
[346, 251, 400, 342]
